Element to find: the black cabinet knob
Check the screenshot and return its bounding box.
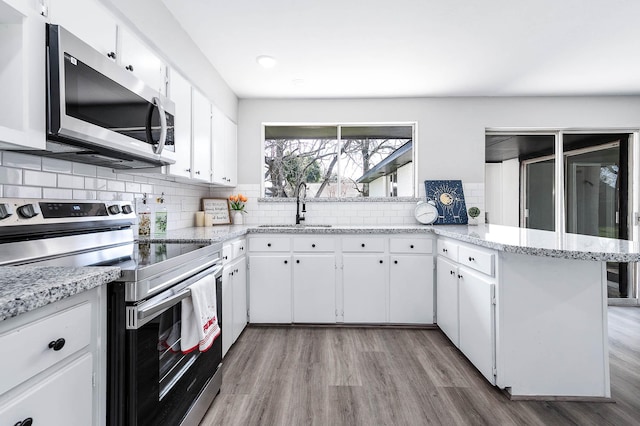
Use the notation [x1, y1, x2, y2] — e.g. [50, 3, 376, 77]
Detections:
[312, 244, 316, 248]
[48, 338, 65, 351]
[458, 274, 463, 279]
[296, 259, 300, 264]
[125, 64, 134, 71]
[379, 260, 383, 264]
[410, 244, 414, 248]
[284, 260, 288, 264]
[235, 269, 239, 273]
[450, 270, 455, 275]
[394, 260, 398, 264]
[107, 51, 116, 59]
[267, 243, 271, 247]
[361, 243, 365, 247]
[442, 248, 448, 253]
[468, 256, 475, 261]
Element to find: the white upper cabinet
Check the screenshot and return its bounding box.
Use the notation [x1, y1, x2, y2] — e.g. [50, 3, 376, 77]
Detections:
[212, 106, 237, 186]
[191, 88, 212, 182]
[166, 69, 192, 179]
[0, 1, 46, 150]
[118, 26, 167, 96]
[48, 0, 117, 60]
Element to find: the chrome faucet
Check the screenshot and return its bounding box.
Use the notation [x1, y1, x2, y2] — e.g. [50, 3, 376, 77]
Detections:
[296, 182, 307, 224]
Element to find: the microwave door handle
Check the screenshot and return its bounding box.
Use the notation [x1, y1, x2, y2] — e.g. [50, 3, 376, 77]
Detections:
[146, 96, 168, 155]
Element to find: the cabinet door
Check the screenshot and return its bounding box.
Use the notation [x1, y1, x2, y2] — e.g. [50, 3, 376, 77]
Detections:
[0, 354, 93, 426]
[225, 119, 238, 186]
[221, 265, 234, 357]
[343, 255, 386, 323]
[232, 257, 247, 341]
[389, 255, 434, 324]
[458, 266, 496, 384]
[249, 255, 292, 323]
[167, 70, 192, 178]
[118, 27, 167, 95]
[436, 256, 459, 346]
[191, 89, 212, 182]
[293, 255, 335, 323]
[48, 0, 118, 59]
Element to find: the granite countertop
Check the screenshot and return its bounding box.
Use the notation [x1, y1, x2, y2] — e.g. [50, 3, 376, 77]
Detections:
[0, 266, 120, 321]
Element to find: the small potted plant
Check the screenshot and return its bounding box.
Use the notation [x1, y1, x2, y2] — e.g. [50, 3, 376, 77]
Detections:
[229, 193, 248, 224]
[467, 207, 481, 225]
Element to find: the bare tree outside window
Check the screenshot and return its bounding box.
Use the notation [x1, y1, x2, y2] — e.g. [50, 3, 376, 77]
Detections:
[264, 124, 414, 198]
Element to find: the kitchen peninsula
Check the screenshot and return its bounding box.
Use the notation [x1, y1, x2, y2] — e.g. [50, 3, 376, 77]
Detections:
[3, 223, 637, 402]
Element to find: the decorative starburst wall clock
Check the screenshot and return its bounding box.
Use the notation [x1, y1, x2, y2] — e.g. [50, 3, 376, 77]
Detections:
[424, 180, 468, 224]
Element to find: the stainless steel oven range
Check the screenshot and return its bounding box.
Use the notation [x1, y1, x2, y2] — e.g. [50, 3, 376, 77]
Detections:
[0, 198, 223, 426]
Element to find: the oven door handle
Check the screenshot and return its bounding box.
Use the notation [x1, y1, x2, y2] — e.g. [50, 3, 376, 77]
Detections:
[137, 288, 191, 321]
[134, 263, 223, 326]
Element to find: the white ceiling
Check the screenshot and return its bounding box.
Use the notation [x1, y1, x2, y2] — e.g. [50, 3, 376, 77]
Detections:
[160, 0, 640, 99]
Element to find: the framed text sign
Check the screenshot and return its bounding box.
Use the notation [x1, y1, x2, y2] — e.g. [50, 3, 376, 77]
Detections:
[202, 198, 231, 225]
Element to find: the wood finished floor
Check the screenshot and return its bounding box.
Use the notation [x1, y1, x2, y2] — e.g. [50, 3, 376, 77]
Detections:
[200, 307, 640, 426]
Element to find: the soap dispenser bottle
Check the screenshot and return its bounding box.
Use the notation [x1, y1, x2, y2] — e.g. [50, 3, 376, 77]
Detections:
[137, 194, 151, 236]
[155, 192, 167, 234]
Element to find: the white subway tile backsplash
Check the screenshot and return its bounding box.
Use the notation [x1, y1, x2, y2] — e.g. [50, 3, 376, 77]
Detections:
[43, 188, 73, 199]
[73, 190, 97, 200]
[107, 180, 126, 192]
[42, 158, 73, 174]
[4, 185, 42, 198]
[72, 163, 97, 177]
[0, 167, 22, 185]
[58, 174, 85, 189]
[125, 182, 141, 193]
[84, 177, 107, 191]
[3, 152, 41, 170]
[24, 170, 57, 187]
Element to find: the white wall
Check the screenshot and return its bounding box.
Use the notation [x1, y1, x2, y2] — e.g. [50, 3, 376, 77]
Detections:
[99, 0, 238, 121]
[238, 96, 640, 187]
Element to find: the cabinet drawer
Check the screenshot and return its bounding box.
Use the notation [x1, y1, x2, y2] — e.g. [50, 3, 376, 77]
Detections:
[458, 245, 495, 276]
[390, 237, 433, 254]
[249, 237, 291, 252]
[232, 239, 246, 259]
[0, 302, 92, 395]
[342, 237, 385, 252]
[437, 239, 459, 262]
[292, 237, 335, 252]
[222, 244, 232, 264]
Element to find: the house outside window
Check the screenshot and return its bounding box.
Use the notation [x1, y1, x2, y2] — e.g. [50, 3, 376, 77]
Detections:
[263, 123, 415, 198]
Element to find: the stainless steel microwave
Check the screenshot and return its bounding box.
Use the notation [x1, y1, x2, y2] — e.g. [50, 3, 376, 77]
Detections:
[44, 24, 176, 169]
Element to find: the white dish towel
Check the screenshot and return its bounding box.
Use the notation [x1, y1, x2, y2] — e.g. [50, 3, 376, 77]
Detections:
[181, 274, 221, 353]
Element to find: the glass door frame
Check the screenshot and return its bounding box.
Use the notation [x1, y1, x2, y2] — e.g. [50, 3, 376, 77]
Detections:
[486, 128, 640, 303]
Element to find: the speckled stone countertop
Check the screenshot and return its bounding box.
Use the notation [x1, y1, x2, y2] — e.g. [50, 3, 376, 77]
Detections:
[431, 224, 640, 262]
[0, 266, 120, 321]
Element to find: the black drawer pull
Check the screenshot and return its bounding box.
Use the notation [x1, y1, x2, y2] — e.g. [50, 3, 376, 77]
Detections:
[267, 243, 271, 247]
[284, 260, 288, 264]
[468, 256, 475, 261]
[458, 274, 463, 279]
[48, 338, 65, 351]
[361, 243, 365, 247]
[442, 248, 448, 253]
[296, 259, 300, 264]
[450, 270, 455, 275]
[410, 244, 414, 248]
[125, 64, 134, 71]
[379, 260, 383, 264]
[394, 260, 398, 264]
[312, 244, 316, 248]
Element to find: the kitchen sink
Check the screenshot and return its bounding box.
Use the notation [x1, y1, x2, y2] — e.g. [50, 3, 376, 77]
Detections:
[257, 224, 333, 228]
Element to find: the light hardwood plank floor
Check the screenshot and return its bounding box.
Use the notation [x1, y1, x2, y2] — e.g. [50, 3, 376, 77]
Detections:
[200, 307, 640, 426]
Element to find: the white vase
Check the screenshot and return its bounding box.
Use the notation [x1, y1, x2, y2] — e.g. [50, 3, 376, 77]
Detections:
[468, 216, 479, 226]
[233, 211, 244, 225]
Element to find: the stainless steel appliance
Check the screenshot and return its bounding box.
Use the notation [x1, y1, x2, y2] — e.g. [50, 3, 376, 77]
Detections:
[33, 24, 176, 169]
[0, 198, 223, 426]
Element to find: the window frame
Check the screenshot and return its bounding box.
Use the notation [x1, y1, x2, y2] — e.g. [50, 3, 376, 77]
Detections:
[260, 121, 419, 200]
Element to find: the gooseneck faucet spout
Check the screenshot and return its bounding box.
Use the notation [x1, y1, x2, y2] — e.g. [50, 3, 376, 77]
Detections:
[296, 182, 307, 225]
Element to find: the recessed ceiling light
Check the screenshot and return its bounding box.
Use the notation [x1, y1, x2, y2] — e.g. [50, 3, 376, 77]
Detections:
[256, 55, 277, 68]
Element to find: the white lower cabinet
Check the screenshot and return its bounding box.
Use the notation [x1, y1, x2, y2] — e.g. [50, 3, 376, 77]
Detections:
[231, 256, 248, 340]
[343, 255, 387, 323]
[0, 354, 93, 426]
[0, 287, 105, 425]
[293, 255, 336, 323]
[249, 254, 292, 323]
[389, 254, 434, 324]
[436, 237, 497, 385]
[222, 238, 248, 356]
[436, 256, 460, 346]
[458, 266, 496, 384]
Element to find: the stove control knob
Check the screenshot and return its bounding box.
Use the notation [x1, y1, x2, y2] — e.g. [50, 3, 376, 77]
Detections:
[121, 204, 133, 215]
[0, 203, 13, 220]
[108, 204, 122, 215]
[17, 203, 40, 219]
